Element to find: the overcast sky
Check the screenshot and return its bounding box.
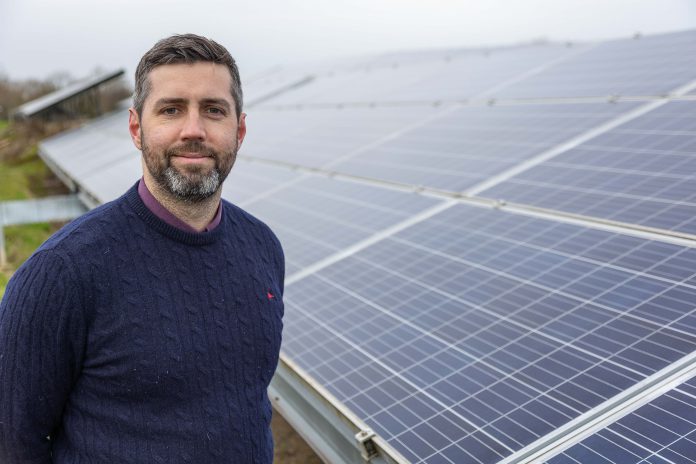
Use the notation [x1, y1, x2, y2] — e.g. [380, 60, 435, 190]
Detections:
[1, 0, 695, 84]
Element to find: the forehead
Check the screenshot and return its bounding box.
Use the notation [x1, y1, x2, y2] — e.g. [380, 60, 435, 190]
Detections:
[145, 62, 233, 105]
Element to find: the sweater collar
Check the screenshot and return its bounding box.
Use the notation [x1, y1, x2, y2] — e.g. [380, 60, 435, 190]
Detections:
[137, 177, 222, 233]
[124, 181, 226, 245]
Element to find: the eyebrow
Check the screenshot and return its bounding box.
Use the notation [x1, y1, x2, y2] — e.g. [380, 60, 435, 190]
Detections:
[153, 98, 187, 108]
[200, 98, 232, 112]
[153, 98, 232, 112]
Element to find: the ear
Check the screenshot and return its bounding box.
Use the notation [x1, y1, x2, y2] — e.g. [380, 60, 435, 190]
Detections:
[237, 112, 247, 149]
[128, 107, 142, 150]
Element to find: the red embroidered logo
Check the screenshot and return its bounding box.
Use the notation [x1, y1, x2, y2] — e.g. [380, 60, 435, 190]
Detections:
[267, 290, 275, 300]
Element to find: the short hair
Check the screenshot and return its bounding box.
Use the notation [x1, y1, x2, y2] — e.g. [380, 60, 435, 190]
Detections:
[133, 33, 243, 118]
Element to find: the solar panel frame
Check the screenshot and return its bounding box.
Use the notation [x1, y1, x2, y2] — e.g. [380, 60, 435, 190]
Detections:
[546, 373, 696, 463]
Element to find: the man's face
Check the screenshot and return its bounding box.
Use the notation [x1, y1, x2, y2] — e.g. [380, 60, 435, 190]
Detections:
[128, 62, 246, 202]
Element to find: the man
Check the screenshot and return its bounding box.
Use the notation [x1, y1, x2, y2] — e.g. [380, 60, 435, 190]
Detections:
[0, 34, 284, 463]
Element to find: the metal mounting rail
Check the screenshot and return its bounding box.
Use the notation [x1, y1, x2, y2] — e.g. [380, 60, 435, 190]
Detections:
[0, 195, 87, 267]
[269, 353, 411, 464]
[498, 351, 696, 463]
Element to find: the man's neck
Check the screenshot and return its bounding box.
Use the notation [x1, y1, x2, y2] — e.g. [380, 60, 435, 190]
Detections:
[143, 175, 221, 233]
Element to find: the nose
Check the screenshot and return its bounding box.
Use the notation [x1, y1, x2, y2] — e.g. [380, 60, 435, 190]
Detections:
[180, 111, 206, 141]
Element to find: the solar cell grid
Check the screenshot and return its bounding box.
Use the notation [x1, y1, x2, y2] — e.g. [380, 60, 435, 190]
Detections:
[255, 44, 575, 106]
[221, 159, 301, 204]
[241, 106, 444, 168]
[282, 203, 696, 463]
[482, 100, 696, 235]
[331, 102, 636, 192]
[80, 156, 140, 203]
[495, 29, 696, 98]
[547, 374, 696, 463]
[394, 45, 578, 103]
[42, 114, 132, 173]
[240, 175, 440, 275]
[255, 63, 437, 106]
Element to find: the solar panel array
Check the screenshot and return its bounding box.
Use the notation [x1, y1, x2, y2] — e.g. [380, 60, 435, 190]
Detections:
[39, 29, 696, 463]
[482, 100, 696, 236]
[13, 69, 125, 119]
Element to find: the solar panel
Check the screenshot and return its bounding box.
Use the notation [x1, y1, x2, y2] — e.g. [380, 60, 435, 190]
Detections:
[254, 44, 577, 106]
[282, 202, 696, 463]
[495, 30, 696, 99]
[481, 101, 696, 236]
[547, 373, 696, 463]
[241, 105, 445, 168]
[12, 69, 125, 119]
[329, 102, 637, 192]
[240, 175, 440, 275]
[244, 69, 315, 106]
[78, 156, 141, 203]
[39, 109, 138, 203]
[221, 159, 303, 204]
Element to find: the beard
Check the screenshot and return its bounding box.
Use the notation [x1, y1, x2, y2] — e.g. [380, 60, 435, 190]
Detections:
[141, 135, 237, 203]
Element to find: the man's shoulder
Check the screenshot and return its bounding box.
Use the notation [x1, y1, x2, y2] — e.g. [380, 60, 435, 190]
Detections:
[221, 200, 283, 251]
[38, 192, 131, 256]
[4, 197, 128, 298]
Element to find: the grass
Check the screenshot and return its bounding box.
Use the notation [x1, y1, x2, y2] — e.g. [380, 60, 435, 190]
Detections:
[0, 120, 68, 297]
[0, 145, 60, 200]
[0, 222, 64, 296]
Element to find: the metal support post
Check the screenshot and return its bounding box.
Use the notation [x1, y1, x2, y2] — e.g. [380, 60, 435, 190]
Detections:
[0, 226, 6, 269]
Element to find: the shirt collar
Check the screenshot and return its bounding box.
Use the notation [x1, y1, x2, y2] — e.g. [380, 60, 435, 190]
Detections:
[137, 177, 222, 233]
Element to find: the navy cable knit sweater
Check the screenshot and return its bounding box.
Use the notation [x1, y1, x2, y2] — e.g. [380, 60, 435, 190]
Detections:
[0, 183, 285, 463]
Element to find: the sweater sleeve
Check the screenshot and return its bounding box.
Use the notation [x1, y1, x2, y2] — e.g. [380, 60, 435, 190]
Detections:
[0, 250, 86, 464]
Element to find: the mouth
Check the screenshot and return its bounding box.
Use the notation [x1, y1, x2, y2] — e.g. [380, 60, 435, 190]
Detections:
[173, 152, 211, 159]
[171, 153, 215, 167]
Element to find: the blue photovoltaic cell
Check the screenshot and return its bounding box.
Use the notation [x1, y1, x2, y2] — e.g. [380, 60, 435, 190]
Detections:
[282, 203, 696, 463]
[331, 102, 636, 192]
[241, 175, 440, 275]
[255, 44, 575, 106]
[496, 30, 696, 99]
[241, 105, 444, 168]
[481, 101, 696, 236]
[40, 107, 141, 203]
[221, 159, 302, 204]
[548, 375, 696, 463]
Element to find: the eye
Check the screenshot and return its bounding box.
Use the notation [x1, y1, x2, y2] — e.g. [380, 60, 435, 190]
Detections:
[206, 107, 226, 116]
[161, 107, 179, 115]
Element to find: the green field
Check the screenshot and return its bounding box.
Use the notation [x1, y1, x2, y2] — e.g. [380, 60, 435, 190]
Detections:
[0, 222, 64, 296]
[0, 145, 62, 200]
[0, 120, 67, 297]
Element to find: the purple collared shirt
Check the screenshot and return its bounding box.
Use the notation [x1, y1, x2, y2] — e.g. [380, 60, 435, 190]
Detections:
[138, 178, 222, 233]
